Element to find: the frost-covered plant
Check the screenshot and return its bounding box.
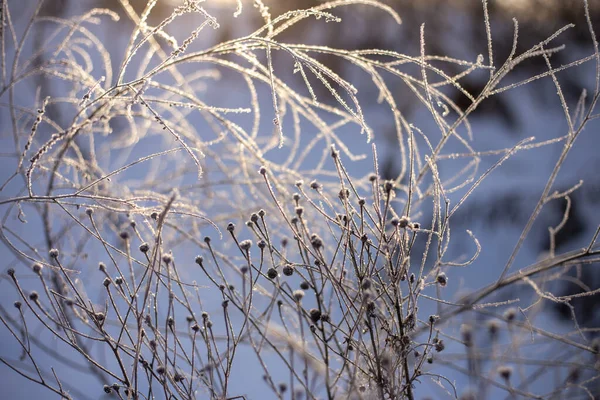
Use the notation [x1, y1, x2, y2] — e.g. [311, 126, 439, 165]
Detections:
[1, 0, 600, 399]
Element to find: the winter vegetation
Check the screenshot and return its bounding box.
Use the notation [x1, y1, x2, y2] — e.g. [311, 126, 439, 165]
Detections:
[1, 0, 600, 399]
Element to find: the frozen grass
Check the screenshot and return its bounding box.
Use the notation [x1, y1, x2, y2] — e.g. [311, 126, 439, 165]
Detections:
[1, 0, 600, 399]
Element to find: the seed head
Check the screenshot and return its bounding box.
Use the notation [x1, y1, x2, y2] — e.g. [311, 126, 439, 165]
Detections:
[380, 353, 391, 369]
[103, 277, 111, 287]
[29, 291, 39, 301]
[498, 365, 512, 381]
[195, 256, 203, 265]
[300, 281, 310, 290]
[174, 372, 184, 383]
[360, 278, 372, 290]
[503, 307, 517, 322]
[85, 208, 94, 216]
[282, 264, 294, 276]
[259, 166, 267, 175]
[139, 243, 150, 253]
[487, 320, 500, 340]
[330, 145, 339, 158]
[310, 180, 320, 190]
[267, 267, 278, 279]
[567, 366, 580, 383]
[394, 216, 410, 228]
[227, 222, 235, 233]
[591, 338, 600, 354]
[49, 248, 59, 259]
[436, 272, 448, 287]
[309, 308, 321, 323]
[119, 231, 130, 240]
[32, 263, 43, 275]
[459, 391, 476, 400]
[310, 234, 323, 249]
[383, 180, 394, 194]
[162, 254, 172, 264]
[460, 324, 473, 347]
[293, 290, 305, 301]
[338, 188, 350, 200]
[239, 240, 252, 251]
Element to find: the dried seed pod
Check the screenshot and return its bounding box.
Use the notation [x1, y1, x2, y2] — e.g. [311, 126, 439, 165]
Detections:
[436, 272, 448, 287]
[293, 290, 305, 301]
[498, 366, 513, 381]
[267, 268, 278, 279]
[309, 308, 321, 323]
[282, 264, 294, 276]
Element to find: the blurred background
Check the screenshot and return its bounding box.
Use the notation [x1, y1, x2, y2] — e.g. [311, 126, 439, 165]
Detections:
[2, 0, 600, 398]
